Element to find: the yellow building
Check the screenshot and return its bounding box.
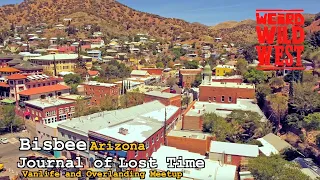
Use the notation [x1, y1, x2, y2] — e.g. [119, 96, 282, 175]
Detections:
[214, 65, 236, 76]
[30, 54, 93, 76]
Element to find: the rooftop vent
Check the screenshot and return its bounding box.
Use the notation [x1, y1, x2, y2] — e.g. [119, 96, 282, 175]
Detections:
[118, 127, 129, 135]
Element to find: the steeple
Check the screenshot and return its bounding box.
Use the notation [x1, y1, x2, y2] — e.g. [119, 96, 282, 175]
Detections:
[203, 63, 212, 84]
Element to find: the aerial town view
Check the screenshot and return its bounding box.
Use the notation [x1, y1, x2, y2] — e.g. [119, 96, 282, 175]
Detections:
[0, 0, 319, 180]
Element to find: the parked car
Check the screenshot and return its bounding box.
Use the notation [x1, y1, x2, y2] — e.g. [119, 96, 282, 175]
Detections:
[0, 138, 8, 144]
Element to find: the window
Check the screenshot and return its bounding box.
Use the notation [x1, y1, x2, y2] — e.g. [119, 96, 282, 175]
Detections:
[27, 85, 30, 89]
[227, 155, 232, 162]
[156, 134, 159, 141]
[65, 107, 69, 113]
[221, 96, 225, 102]
[68, 113, 73, 118]
[59, 108, 63, 114]
[68, 135, 71, 139]
[52, 111, 56, 115]
[134, 151, 138, 157]
[17, 80, 23, 84]
[33, 85, 36, 88]
[9, 81, 14, 85]
[70, 106, 75, 112]
[208, 97, 211, 101]
[145, 141, 149, 149]
[59, 114, 67, 121]
[61, 132, 65, 137]
[213, 97, 216, 101]
[152, 138, 154, 145]
[228, 97, 232, 102]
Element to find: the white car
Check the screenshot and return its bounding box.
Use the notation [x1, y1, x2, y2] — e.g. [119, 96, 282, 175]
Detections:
[0, 138, 8, 144]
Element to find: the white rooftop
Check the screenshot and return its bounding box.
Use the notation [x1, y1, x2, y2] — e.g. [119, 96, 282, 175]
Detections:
[141, 146, 236, 180]
[200, 82, 255, 89]
[215, 65, 236, 69]
[82, 81, 117, 87]
[87, 50, 101, 54]
[31, 54, 92, 61]
[211, 75, 243, 80]
[144, 91, 180, 99]
[131, 70, 149, 76]
[46, 120, 68, 128]
[210, 141, 259, 157]
[257, 138, 279, 156]
[186, 100, 267, 122]
[25, 98, 74, 109]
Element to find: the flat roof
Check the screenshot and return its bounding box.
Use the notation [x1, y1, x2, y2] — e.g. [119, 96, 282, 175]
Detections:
[144, 91, 180, 99]
[210, 141, 259, 157]
[59, 94, 90, 100]
[168, 130, 211, 140]
[200, 82, 255, 89]
[140, 146, 236, 180]
[58, 101, 171, 137]
[30, 54, 92, 61]
[211, 75, 243, 80]
[131, 70, 149, 76]
[128, 85, 169, 93]
[25, 98, 74, 109]
[258, 133, 291, 153]
[185, 100, 267, 122]
[82, 81, 117, 87]
[46, 120, 68, 128]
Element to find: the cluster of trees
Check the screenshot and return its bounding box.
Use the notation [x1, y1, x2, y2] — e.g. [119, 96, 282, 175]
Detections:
[0, 105, 24, 134]
[73, 92, 144, 117]
[64, 74, 82, 94]
[99, 60, 132, 80]
[202, 111, 272, 143]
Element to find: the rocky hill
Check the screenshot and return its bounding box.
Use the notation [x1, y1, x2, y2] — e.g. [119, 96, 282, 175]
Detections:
[0, 0, 318, 44]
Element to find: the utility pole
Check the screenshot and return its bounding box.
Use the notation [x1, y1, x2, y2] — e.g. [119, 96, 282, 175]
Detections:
[164, 108, 167, 146]
[53, 54, 57, 76]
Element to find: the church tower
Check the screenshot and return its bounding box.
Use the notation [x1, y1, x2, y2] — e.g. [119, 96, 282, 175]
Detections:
[202, 63, 212, 85]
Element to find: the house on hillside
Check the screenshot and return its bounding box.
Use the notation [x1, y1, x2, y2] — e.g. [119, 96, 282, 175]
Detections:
[257, 133, 292, 156]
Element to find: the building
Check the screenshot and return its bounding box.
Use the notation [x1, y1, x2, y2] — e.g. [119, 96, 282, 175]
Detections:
[144, 91, 181, 107]
[0, 54, 22, 68]
[211, 75, 243, 83]
[126, 77, 158, 85]
[30, 54, 93, 76]
[140, 146, 237, 180]
[209, 141, 259, 167]
[130, 70, 150, 78]
[167, 130, 213, 155]
[87, 70, 100, 78]
[141, 68, 163, 76]
[257, 133, 292, 156]
[0, 67, 20, 77]
[18, 84, 70, 101]
[87, 50, 102, 61]
[13, 61, 44, 74]
[56, 101, 180, 167]
[82, 81, 119, 106]
[199, 82, 255, 103]
[24, 98, 75, 124]
[5, 74, 63, 101]
[114, 80, 142, 93]
[127, 85, 170, 93]
[179, 69, 202, 88]
[293, 158, 320, 180]
[182, 100, 267, 131]
[36, 120, 67, 158]
[214, 65, 236, 76]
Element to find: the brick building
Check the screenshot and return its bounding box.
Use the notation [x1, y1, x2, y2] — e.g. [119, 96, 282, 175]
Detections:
[209, 141, 259, 167]
[144, 91, 181, 107]
[0, 67, 20, 77]
[18, 84, 71, 101]
[24, 98, 75, 124]
[179, 69, 202, 88]
[167, 130, 214, 155]
[130, 70, 150, 78]
[199, 82, 255, 103]
[82, 81, 119, 106]
[211, 75, 243, 83]
[56, 101, 180, 168]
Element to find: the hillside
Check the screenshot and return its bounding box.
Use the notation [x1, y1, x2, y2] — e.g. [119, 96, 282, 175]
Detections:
[0, 0, 210, 41]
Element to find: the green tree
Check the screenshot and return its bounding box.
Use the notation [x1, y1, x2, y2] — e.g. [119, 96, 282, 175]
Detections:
[267, 94, 289, 130]
[64, 74, 82, 85]
[242, 44, 257, 63]
[202, 113, 236, 141]
[0, 105, 23, 133]
[269, 77, 285, 92]
[191, 74, 202, 87]
[256, 84, 272, 106]
[291, 82, 320, 115]
[120, 92, 144, 108]
[284, 113, 304, 129]
[100, 95, 119, 111]
[235, 59, 248, 75]
[303, 113, 320, 132]
[243, 67, 267, 85]
[248, 155, 311, 180]
[156, 62, 164, 68]
[184, 60, 199, 69]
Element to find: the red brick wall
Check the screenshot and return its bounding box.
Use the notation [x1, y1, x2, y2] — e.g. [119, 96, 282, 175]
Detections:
[224, 154, 243, 167]
[167, 136, 214, 155]
[212, 78, 242, 83]
[144, 94, 181, 107]
[84, 84, 119, 106]
[199, 86, 255, 103]
[141, 68, 163, 76]
[182, 115, 202, 131]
